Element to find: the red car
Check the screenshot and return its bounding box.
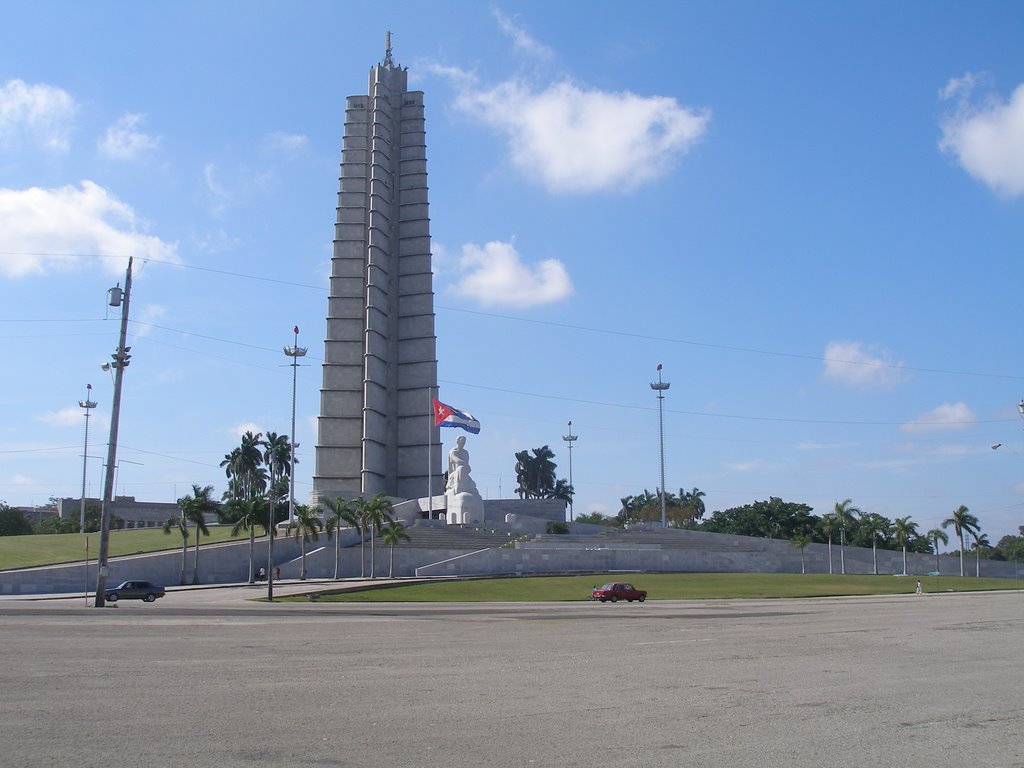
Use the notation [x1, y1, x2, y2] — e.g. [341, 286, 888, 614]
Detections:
[592, 582, 646, 603]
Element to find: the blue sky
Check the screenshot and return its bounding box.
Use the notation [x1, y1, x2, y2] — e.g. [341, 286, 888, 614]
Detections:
[1, 2, 1022, 542]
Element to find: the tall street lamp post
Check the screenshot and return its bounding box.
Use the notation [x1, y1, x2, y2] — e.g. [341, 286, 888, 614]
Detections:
[78, 384, 97, 531]
[283, 325, 307, 527]
[95, 257, 133, 607]
[650, 364, 670, 528]
[562, 421, 577, 522]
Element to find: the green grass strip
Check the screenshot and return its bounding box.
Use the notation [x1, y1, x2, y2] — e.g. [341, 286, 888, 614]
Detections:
[0, 526, 249, 570]
[283, 572, 1022, 602]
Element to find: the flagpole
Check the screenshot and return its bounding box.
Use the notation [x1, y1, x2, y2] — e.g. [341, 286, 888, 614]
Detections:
[427, 387, 433, 519]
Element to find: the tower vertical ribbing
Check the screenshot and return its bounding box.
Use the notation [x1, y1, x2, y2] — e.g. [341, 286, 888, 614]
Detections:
[314, 42, 439, 502]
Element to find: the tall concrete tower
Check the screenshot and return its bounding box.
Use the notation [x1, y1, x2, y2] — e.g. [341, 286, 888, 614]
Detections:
[314, 35, 439, 502]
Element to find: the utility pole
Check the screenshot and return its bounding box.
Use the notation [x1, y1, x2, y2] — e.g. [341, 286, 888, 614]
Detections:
[94, 257, 133, 607]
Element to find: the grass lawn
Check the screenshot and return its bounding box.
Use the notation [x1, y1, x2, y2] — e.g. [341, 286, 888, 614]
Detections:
[284, 571, 1022, 602]
[0, 526, 251, 570]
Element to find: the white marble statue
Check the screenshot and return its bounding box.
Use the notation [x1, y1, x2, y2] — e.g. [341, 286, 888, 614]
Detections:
[444, 435, 483, 524]
[445, 435, 479, 496]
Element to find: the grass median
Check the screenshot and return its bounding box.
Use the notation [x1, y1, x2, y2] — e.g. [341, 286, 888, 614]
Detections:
[281, 572, 1022, 602]
[0, 526, 249, 570]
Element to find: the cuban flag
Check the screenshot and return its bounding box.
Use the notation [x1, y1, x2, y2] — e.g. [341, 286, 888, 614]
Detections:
[433, 398, 480, 434]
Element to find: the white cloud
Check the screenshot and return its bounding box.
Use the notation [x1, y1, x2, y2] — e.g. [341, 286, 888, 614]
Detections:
[450, 77, 709, 194]
[493, 9, 554, 60]
[228, 423, 263, 442]
[0, 181, 179, 278]
[0, 79, 76, 153]
[727, 459, 764, 472]
[448, 239, 573, 307]
[939, 73, 1024, 196]
[263, 131, 309, 155]
[132, 304, 166, 339]
[39, 406, 86, 428]
[900, 402, 976, 434]
[822, 341, 907, 389]
[98, 113, 160, 160]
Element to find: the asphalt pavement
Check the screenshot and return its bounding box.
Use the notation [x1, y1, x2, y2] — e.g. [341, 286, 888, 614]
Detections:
[1, 586, 1021, 767]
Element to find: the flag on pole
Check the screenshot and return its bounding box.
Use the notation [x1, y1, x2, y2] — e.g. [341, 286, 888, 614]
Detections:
[432, 398, 480, 434]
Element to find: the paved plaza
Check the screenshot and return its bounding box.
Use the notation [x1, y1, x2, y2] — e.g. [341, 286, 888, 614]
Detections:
[1, 587, 1021, 767]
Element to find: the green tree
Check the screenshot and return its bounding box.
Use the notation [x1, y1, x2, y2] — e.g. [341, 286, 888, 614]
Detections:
[162, 509, 190, 586]
[927, 527, 949, 575]
[860, 513, 889, 575]
[791, 534, 813, 574]
[323, 496, 360, 580]
[178, 484, 216, 584]
[0, 504, 33, 536]
[357, 493, 394, 578]
[381, 520, 411, 578]
[289, 503, 322, 580]
[514, 446, 561, 499]
[818, 513, 839, 574]
[994, 528, 1024, 562]
[221, 431, 265, 501]
[892, 516, 919, 576]
[972, 532, 991, 577]
[222, 496, 269, 583]
[942, 505, 979, 577]
[671, 487, 707, 528]
[574, 511, 621, 528]
[833, 499, 861, 575]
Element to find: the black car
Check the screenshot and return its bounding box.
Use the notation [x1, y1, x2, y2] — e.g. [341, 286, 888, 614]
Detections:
[104, 580, 165, 602]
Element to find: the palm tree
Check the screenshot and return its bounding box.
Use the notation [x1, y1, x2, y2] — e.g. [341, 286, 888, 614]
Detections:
[358, 493, 394, 578]
[162, 510, 190, 585]
[791, 534, 812, 574]
[177, 484, 216, 584]
[323, 496, 359, 580]
[381, 520, 411, 578]
[927, 527, 948, 575]
[892, 516, 919, 576]
[833, 499, 860, 575]
[860, 513, 889, 575]
[289, 503, 322, 580]
[942, 505, 980, 577]
[223, 496, 269, 583]
[818, 513, 839, 574]
[973, 532, 990, 578]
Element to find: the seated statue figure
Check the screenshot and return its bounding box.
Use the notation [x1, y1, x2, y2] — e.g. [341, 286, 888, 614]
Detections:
[445, 435, 480, 497]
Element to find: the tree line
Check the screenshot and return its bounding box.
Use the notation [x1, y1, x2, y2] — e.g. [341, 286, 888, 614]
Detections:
[574, 489, 1023, 568]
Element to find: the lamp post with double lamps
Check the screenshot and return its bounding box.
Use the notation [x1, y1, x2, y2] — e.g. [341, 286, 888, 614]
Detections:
[283, 326, 307, 527]
[650, 364, 670, 528]
[78, 384, 97, 532]
[562, 421, 577, 521]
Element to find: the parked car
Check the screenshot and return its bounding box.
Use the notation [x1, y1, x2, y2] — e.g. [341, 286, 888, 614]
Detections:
[104, 580, 165, 603]
[591, 582, 646, 603]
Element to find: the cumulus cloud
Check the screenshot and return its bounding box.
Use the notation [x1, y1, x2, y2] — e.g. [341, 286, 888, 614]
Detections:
[442, 65, 709, 194]
[98, 113, 160, 160]
[493, 9, 554, 60]
[0, 79, 76, 153]
[448, 239, 573, 307]
[822, 341, 907, 389]
[901, 402, 976, 434]
[939, 73, 1024, 196]
[0, 181, 179, 278]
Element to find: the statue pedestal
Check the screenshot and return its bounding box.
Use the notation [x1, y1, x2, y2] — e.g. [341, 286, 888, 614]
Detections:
[446, 492, 484, 525]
